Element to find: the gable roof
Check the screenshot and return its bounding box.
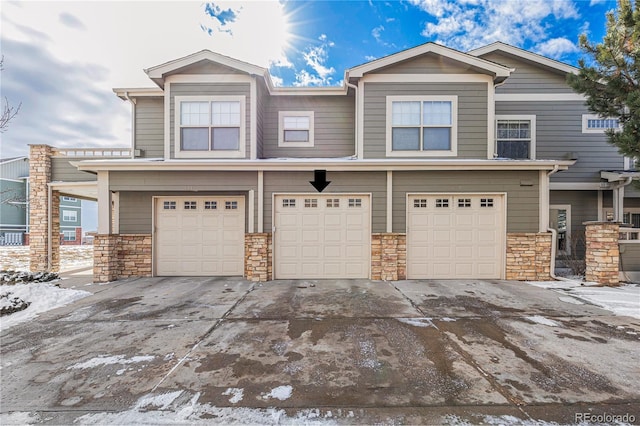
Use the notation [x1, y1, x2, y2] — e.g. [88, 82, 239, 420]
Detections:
[346, 42, 513, 82]
[145, 50, 268, 88]
[468, 42, 578, 75]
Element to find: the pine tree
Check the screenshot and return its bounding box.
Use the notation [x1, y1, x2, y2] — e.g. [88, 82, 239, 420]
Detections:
[567, 0, 640, 162]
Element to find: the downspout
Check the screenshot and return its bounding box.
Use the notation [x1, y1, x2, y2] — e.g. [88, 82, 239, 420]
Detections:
[124, 91, 136, 159]
[612, 177, 633, 222]
[345, 79, 358, 158]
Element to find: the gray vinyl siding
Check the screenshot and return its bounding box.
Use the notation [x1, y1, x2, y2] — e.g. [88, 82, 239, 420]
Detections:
[135, 97, 164, 158]
[113, 171, 258, 234]
[393, 170, 540, 233]
[363, 82, 488, 159]
[263, 171, 386, 232]
[370, 53, 478, 75]
[169, 83, 251, 159]
[51, 158, 97, 182]
[0, 158, 29, 179]
[495, 101, 625, 182]
[621, 244, 640, 271]
[262, 96, 355, 158]
[479, 52, 574, 94]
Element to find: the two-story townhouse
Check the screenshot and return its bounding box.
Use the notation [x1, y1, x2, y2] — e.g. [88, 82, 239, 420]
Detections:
[59, 196, 83, 245]
[28, 42, 637, 282]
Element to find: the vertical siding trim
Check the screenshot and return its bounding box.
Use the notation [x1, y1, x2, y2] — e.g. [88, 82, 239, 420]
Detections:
[248, 189, 255, 233]
[357, 80, 365, 158]
[250, 77, 257, 160]
[258, 171, 264, 233]
[386, 171, 393, 232]
[539, 169, 550, 232]
[164, 82, 171, 159]
[127, 95, 136, 158]
[598, 190, 603, 221]
[113, 191, 120, 234]
[487, 81, 495, 159]
[97, 171, 111, 234]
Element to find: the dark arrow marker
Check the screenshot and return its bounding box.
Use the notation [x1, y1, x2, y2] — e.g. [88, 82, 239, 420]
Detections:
[310, 169, 331, 192]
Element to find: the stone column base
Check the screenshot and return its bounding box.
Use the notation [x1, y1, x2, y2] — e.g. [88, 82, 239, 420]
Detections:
[245, 233, 272, 282]
[506, 233, 553, 281]
[584, 221, 620, 286]
[371, 233, 407, 280]
[93, 234, 152, 283]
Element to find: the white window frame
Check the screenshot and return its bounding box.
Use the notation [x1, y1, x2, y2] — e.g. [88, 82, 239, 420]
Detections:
[62, 210, 77, 222]
[174, 95, 246, 159]
[278, 111, 314, 147]
[582, 114, 621, 134]
[550, 204, 571, 255]
[604, 207, 640, 227]
[624, 156, 637, 170]
[386, 95, 458, 157]
[495, 115, 536, 160]
[62, 230, 76, 241]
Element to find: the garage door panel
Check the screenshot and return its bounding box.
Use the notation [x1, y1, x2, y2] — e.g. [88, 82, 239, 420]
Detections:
[275, 194, 370, 279]
[408, 194, 504, 279]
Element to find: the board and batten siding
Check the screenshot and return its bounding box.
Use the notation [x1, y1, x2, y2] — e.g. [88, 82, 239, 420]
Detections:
[362, 83, 488, 159]
[51, 158, 97, 182]
[262, 95, 355, 158]
[393, 170, 540, 233]
[169, 83, 251, 159]
[495, 101, 625, 182]
[369, 53, 480, 75]
[263, 171, 386, 232]
[479, 52, 574, 94]
[134, 97, 164, 158]
[111, 171, 258, 234]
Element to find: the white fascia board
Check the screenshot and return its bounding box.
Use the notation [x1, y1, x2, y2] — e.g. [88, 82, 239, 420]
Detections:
[601, 170, 640, 182]
[348, 42, 512, 79]
[113, 88, 164, 99]
[468, 42, 578, 75]
[73, 159, 574, 173]
[269, 86, 348, 96]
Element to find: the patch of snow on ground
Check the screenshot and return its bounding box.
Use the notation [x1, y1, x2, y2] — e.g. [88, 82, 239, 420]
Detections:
[136, 391, 184, 410]
[68, 355, 155, 370]
[222, 387, 244, 404]
[397, 317, 435, 328]
[525, 315, 561, 327]
[0, 282, 91, 331]
[558, 295, 584, 305]
[263, 385, 293, 401]
[569, 284, 640, 319]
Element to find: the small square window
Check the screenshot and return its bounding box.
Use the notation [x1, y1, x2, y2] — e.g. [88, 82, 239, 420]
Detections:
[458, 198, 471, 208]
[413, 199, 427, 208]
[225, 201, 238, 210]
[184, 201, 197, 210]
[480, 198, 494, 207]
[435, 198, 449, 208]
[163, 201, 176, 210]
[204, 201, 217, 210]
[304, 199, 318, 208]
[327, 198, 340, 208]
[348, 198, 362, 207]
[282, 199, 296, 208]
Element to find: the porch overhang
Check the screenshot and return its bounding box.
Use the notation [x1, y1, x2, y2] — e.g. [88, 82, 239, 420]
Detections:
[601, 170, 640, 183]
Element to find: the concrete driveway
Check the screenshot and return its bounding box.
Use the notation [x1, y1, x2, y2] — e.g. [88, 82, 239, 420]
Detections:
[1, 274, 639, 425]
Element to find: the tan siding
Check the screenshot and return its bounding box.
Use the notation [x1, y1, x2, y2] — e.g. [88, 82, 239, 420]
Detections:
[363, 82, 488, 159]
[393, 171, 539, 233]
[170, 83, 251, 159]
[370, 53, 479, 75]
[480, 52, 573, 94]
[111, 171, 258, 233]
[262, 95, 355, 158]
[135, 97, 164, 158]
[51, 158, 97, 182]
[264, 171, 386, 232]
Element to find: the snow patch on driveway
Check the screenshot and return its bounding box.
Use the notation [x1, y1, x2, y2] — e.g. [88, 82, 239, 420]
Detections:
[68, 354, 155, 370]
[263, 385, 293, 401]
[397, 317, 435, 328]
[525, 315, 561, 327]
[222, 387, 244, 404]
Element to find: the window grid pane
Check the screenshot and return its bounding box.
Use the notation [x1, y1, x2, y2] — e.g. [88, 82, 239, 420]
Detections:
[225, 201, 238, 210]
[435, 198, 449, 208]
[181, 128, 209, 151]
[181, 102, 209, 126]
[423, 101, 451, 125]
[282, 199, 296, 208]
[458, 198, 471, 208]
[204, 201, 217, 210]
[304, 198, 318, 208]
[283, 116, 310, 129]
[184, 201, 197, 210]
[327, 199, 340, 208]
[163, 201, 176, 210]
[348, 198, 362, 207]
[392, 101, 420, 125]
[414, 199, 427, 208]
[211, 101, 240, 126]
[481, 198, 494, 207]
[391, 100, 453, 152]
[284, 130, 309, 142]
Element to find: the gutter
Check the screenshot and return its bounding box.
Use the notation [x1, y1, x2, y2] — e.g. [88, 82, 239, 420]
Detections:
[345, 78, 358, 158]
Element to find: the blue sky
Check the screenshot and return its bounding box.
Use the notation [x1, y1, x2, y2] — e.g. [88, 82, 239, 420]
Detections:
[1, 0, 618, 161]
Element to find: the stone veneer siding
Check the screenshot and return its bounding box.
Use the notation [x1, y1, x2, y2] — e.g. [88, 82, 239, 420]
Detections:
[506, 233, 553, 281]
[93, 234, 152, 283]
[245, 233, 272, 282]
[371, 233, 406, 281]
[584, 222, 620, 286]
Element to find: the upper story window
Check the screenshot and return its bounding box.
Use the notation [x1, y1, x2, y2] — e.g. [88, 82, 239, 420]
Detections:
[174, 96, 246, 158]
[495, 115, 536, 159]
[386, 96, 457, 157]
[62, 196, 77, 202]
[62, 210, 77, 222]
[278, 111, 314, 147]
[582, 114, 620, 134]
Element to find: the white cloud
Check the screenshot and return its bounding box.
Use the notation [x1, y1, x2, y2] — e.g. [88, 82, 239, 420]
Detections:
[589, 0, 607, 5]
[535, 37, 579, 59]
[294, 34, 337, 86]
[372, 25, 385, 42]
[293, 69, 326, 87]
[410, 0, 581, 51]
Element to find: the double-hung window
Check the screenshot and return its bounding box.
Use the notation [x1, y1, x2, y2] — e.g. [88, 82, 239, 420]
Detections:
[62, 210, 77, 222]
[386, 96, 457, 157]
[175, 96, 245, 158]
[495, 115, 536, 159]
[278, 111, 314, 147]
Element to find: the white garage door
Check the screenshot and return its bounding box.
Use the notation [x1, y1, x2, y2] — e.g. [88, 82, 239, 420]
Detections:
[155, 196, 244, 276]
[407, 194, 505, 279]
[274, 194, 370, 279]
